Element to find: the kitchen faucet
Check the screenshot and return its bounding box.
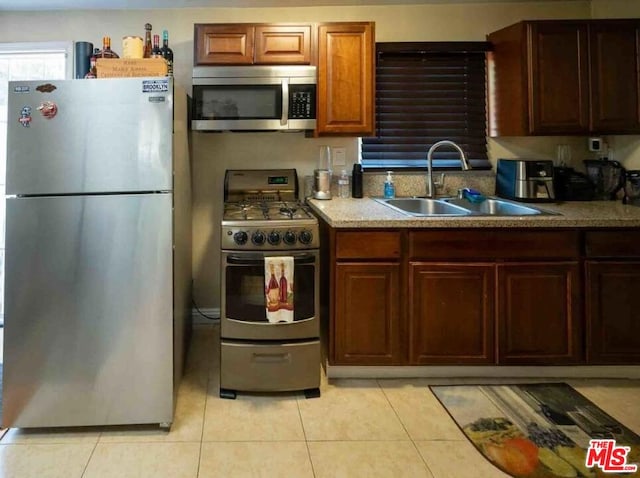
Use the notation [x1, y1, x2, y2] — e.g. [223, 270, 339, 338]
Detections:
[425, 140, 471, 198]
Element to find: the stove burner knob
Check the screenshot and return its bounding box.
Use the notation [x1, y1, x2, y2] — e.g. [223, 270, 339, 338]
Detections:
[283, 230, 297, 246]
[268, 231, 281, 245]
[252, 231, 266, 246]
[233, 231, 248, 245]
[299, 230, 313, 245]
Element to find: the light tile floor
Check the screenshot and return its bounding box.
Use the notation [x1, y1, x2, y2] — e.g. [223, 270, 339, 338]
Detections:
[1, 323, 639, 478]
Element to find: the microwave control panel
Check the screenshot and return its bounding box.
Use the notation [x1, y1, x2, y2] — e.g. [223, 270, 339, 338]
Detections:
[289, 87, 315, 119]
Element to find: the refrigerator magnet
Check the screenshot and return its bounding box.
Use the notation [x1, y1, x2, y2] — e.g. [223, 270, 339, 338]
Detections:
[35, 83, 57, 93]
[38, 101, 58, 119]
[18, 106, 32, 127]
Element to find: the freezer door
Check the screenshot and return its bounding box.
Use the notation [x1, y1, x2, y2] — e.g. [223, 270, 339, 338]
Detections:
[2, 194, 173, 427]
[7, 78, 173, 195]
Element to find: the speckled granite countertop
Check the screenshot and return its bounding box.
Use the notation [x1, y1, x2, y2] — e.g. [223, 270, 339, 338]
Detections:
[307, 197, 640, 228]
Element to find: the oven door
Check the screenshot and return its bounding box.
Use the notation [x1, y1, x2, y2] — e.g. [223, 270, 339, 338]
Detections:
[221, 250, 319, 340]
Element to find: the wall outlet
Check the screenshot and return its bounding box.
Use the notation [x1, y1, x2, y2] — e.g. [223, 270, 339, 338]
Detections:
[589, 137, 603, 152]
[332, 147, 346, 166]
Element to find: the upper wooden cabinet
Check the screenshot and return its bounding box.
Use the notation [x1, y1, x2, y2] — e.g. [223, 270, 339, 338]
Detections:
[488, 19, 640, 136]
[589, 21, 640, 133]
[194, 23, 312, 65]
[316, 22, 375, 136]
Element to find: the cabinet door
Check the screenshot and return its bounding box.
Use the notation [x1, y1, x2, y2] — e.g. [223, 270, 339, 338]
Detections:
[334, 263, 401, 364]
[316, 22, 375, 135]
[497, 262, 582, 364]
[589, 21, 640, 133]
[528, 22, 590, 134]
[409, 263, 495, 365]
[194, 24, 254, 65]
[254, 25, 312, 64]
[586, 261, 640, 364]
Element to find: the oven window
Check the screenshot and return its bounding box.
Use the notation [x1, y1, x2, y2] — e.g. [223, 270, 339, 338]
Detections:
[225, 261, 315, 323]
[194, 85, 281, 120]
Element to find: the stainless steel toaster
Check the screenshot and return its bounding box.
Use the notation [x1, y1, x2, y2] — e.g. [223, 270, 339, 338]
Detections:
[496, 159, 556, 202]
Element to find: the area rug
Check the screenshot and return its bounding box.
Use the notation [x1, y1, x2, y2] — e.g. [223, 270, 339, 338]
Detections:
[431, 383, 640, 477]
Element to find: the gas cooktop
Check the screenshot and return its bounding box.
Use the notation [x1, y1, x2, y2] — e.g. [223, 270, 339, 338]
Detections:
[223, 200, 315, 222]
[221, 169, 319, 250]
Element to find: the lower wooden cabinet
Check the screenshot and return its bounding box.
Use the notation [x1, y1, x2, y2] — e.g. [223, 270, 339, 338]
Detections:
[409, 262, 495, 364]
[333, 263, 401, 364]
[497, 262, 583, 364]
[326, 227, 640, 367]
[586, 261, 640, 363]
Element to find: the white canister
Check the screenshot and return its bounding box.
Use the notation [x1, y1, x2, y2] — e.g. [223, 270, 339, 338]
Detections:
[122, 36, 144, 59]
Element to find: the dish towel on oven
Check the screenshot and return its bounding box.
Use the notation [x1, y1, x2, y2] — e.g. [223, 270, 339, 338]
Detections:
[265, 256, 294, 323]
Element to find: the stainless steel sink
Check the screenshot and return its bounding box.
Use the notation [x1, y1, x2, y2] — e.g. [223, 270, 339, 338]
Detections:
[375, 198, 472, 216]
[375, 196, 558, 217]
[443, 197, 550, 216]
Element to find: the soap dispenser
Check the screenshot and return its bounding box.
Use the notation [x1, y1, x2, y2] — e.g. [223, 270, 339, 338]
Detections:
[383, 171, 396, 198]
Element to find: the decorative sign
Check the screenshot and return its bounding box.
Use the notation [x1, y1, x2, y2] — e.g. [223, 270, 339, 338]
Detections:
[142, 79, 169, 93]
[96, 58, 168, 78]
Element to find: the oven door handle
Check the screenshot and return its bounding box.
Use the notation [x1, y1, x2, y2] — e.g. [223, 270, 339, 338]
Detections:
[226, 254, 316, 265]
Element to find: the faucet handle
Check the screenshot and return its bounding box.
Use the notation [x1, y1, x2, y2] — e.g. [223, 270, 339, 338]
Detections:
[433, 173, 445, 193]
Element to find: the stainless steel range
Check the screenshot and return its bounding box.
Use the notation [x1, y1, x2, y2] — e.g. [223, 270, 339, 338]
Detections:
[220, 169, 320, 399]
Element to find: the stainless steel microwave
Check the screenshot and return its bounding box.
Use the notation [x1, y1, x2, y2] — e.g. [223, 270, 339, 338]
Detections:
[191, 65, 316, 131]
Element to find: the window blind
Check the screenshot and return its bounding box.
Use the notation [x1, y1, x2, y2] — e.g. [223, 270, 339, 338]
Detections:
[361, 42, 492, 170]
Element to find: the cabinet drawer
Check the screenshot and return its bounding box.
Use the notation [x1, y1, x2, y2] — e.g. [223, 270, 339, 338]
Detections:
[585, 230, 640, 258]
[336, 231, 401, 259]
[221, 340, 320, 391]
[409, 229, 580, 260]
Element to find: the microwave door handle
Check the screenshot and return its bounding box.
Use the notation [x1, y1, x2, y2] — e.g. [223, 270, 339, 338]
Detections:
[281, 79, 289, 126]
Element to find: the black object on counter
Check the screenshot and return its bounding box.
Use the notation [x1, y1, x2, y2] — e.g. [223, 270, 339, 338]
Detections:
[553, 166, 596, 201]
[584, 158, 626, 200]
[74, 41, 93, 79]
[352, 163, 363, 198]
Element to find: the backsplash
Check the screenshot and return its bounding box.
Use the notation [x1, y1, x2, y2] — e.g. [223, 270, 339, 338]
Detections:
[362, 170, 496, 198]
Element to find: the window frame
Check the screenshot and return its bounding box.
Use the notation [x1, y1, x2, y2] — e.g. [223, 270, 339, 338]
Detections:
[360, 41, 492, 172]
[0, 41, 73, 79]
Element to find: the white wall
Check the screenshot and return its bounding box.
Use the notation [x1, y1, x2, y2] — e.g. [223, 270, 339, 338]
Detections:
[2, 1, 639, 308]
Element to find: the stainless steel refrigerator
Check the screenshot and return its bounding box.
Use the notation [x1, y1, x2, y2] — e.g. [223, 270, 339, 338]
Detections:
[2, 77, 192, 428]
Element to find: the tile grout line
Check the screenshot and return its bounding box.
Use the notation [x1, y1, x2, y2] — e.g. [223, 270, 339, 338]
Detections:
[376, 378, 438, 478]
[79, 437, 100, 478]
[196, 326, 216, 478]
[296, 393, 318, 478]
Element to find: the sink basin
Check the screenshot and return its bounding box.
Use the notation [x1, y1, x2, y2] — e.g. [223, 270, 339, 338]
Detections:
[375, 196, 558, 217]
[443, 197, 549, 215]
[375, 198, 472, 216]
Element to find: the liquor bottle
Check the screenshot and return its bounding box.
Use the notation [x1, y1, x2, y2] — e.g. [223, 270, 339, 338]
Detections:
[278, 262, 288, 304]
[160, 30, 173, 77]
[96, 36, 119, 59]
[84, 48, 98, 79]
[143, 23, 153, 58]
[266, 263, 280, 308]
[151, 34, 162, 58]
